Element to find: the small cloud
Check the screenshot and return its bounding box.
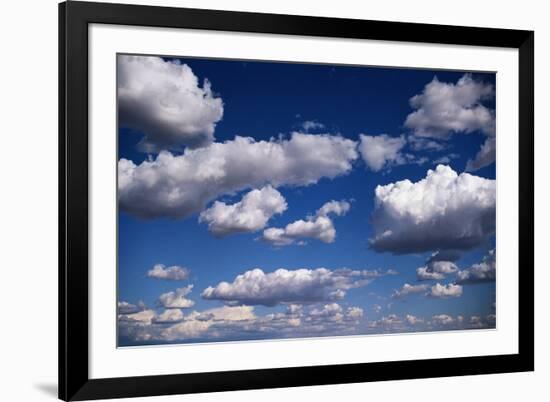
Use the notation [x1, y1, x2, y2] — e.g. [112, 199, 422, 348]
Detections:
[261, 200, 350, 246]
[158, 285, 195, 309]
[391, 283, 429, 299]
[456, 249, 496, 284]
[199, 186, 287, 236]
[427, 283, 463, 298]
[147, 264, 190, 281]
[300, 120, 325, 132]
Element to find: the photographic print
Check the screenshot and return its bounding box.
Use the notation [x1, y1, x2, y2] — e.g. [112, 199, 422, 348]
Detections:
[117, 54, 497, 347]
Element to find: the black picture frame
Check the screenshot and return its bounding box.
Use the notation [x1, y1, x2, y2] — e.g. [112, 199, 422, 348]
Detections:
[59, 1, 534, 400]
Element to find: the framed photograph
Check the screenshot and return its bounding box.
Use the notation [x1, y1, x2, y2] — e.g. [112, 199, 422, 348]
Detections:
[59, 1, 534, 400]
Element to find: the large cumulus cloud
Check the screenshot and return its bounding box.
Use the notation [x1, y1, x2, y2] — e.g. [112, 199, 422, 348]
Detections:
[369, 164, 496, 254]
[404, 74, 495, 138]
[404, 74, 496, 171]
[118, 133, 358, 219]
[118, 55, 224, 150]
[201, 267, 395, 306]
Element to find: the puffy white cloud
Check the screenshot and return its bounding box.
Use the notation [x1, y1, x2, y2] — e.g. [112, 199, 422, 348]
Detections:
[158, 285, 195, 309]
[358, 134, 407, 171]
[428, 283, 463, 298]
[263, 216, 335, 245]
[370, 165, 496, 254]
[466, 137, 496, 172]
[416, 261, 458, 281]
[456, 249, 496, 284]
[201, 267, 392, 306]
[391, 283, 429, 299]
[153, 309, 184, 324]
[261, 200, 350, 246]
[199, 186, 287, 236]
[119, 133, 358, 219]
[404, 74, 496, 171]
[404, 75, 495, 139]
[147, 264, 190, 281]
[118, 55, 224, 150]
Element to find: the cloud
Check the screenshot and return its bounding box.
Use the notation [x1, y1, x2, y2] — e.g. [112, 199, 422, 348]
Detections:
[306, 303, 363, 324]
[118, 301, 145, 315]
[358, 134, 407, 171]
[430, 314, 455, 326]
[392, 283, 429, 299]
[199, 186, 287, 236]
[316, 200, 351, 217]
[372, 304, 383, 313]
[201, 267, 393, 306]
[261, 200, 350, 246]
[118, 309, 156, 325]
[428, 283, 463, 298]
[121, 302, 366, 343]
[404, 74, 495, 139]
[301, 121, 325, 132]
[405, 314, 424, 325]
[456, 249, 496, 284]
[153, 309, 185, 324]
[368, 314, 403, 329]
[369, 165, 496, 254]
[118, 133, 358, 219]
[416, 261, 458, 281]
[408, 136, 447, 152]
[427, 250, 463, 263]
[464, 315, 495, 329]
[158, 285, 195, 309]
[261, 216, 334, 245]
[466, 137, 496, 172]
[118, 55, 224, 150]
[147, 264, 190, 281]
[404, 74, 496, 171]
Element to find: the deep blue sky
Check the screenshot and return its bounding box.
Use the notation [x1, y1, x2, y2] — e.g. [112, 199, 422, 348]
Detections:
[118, 55, 496, 346]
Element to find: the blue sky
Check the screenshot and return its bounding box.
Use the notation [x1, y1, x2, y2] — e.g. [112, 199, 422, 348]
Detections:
[117, 55, 496, 346]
